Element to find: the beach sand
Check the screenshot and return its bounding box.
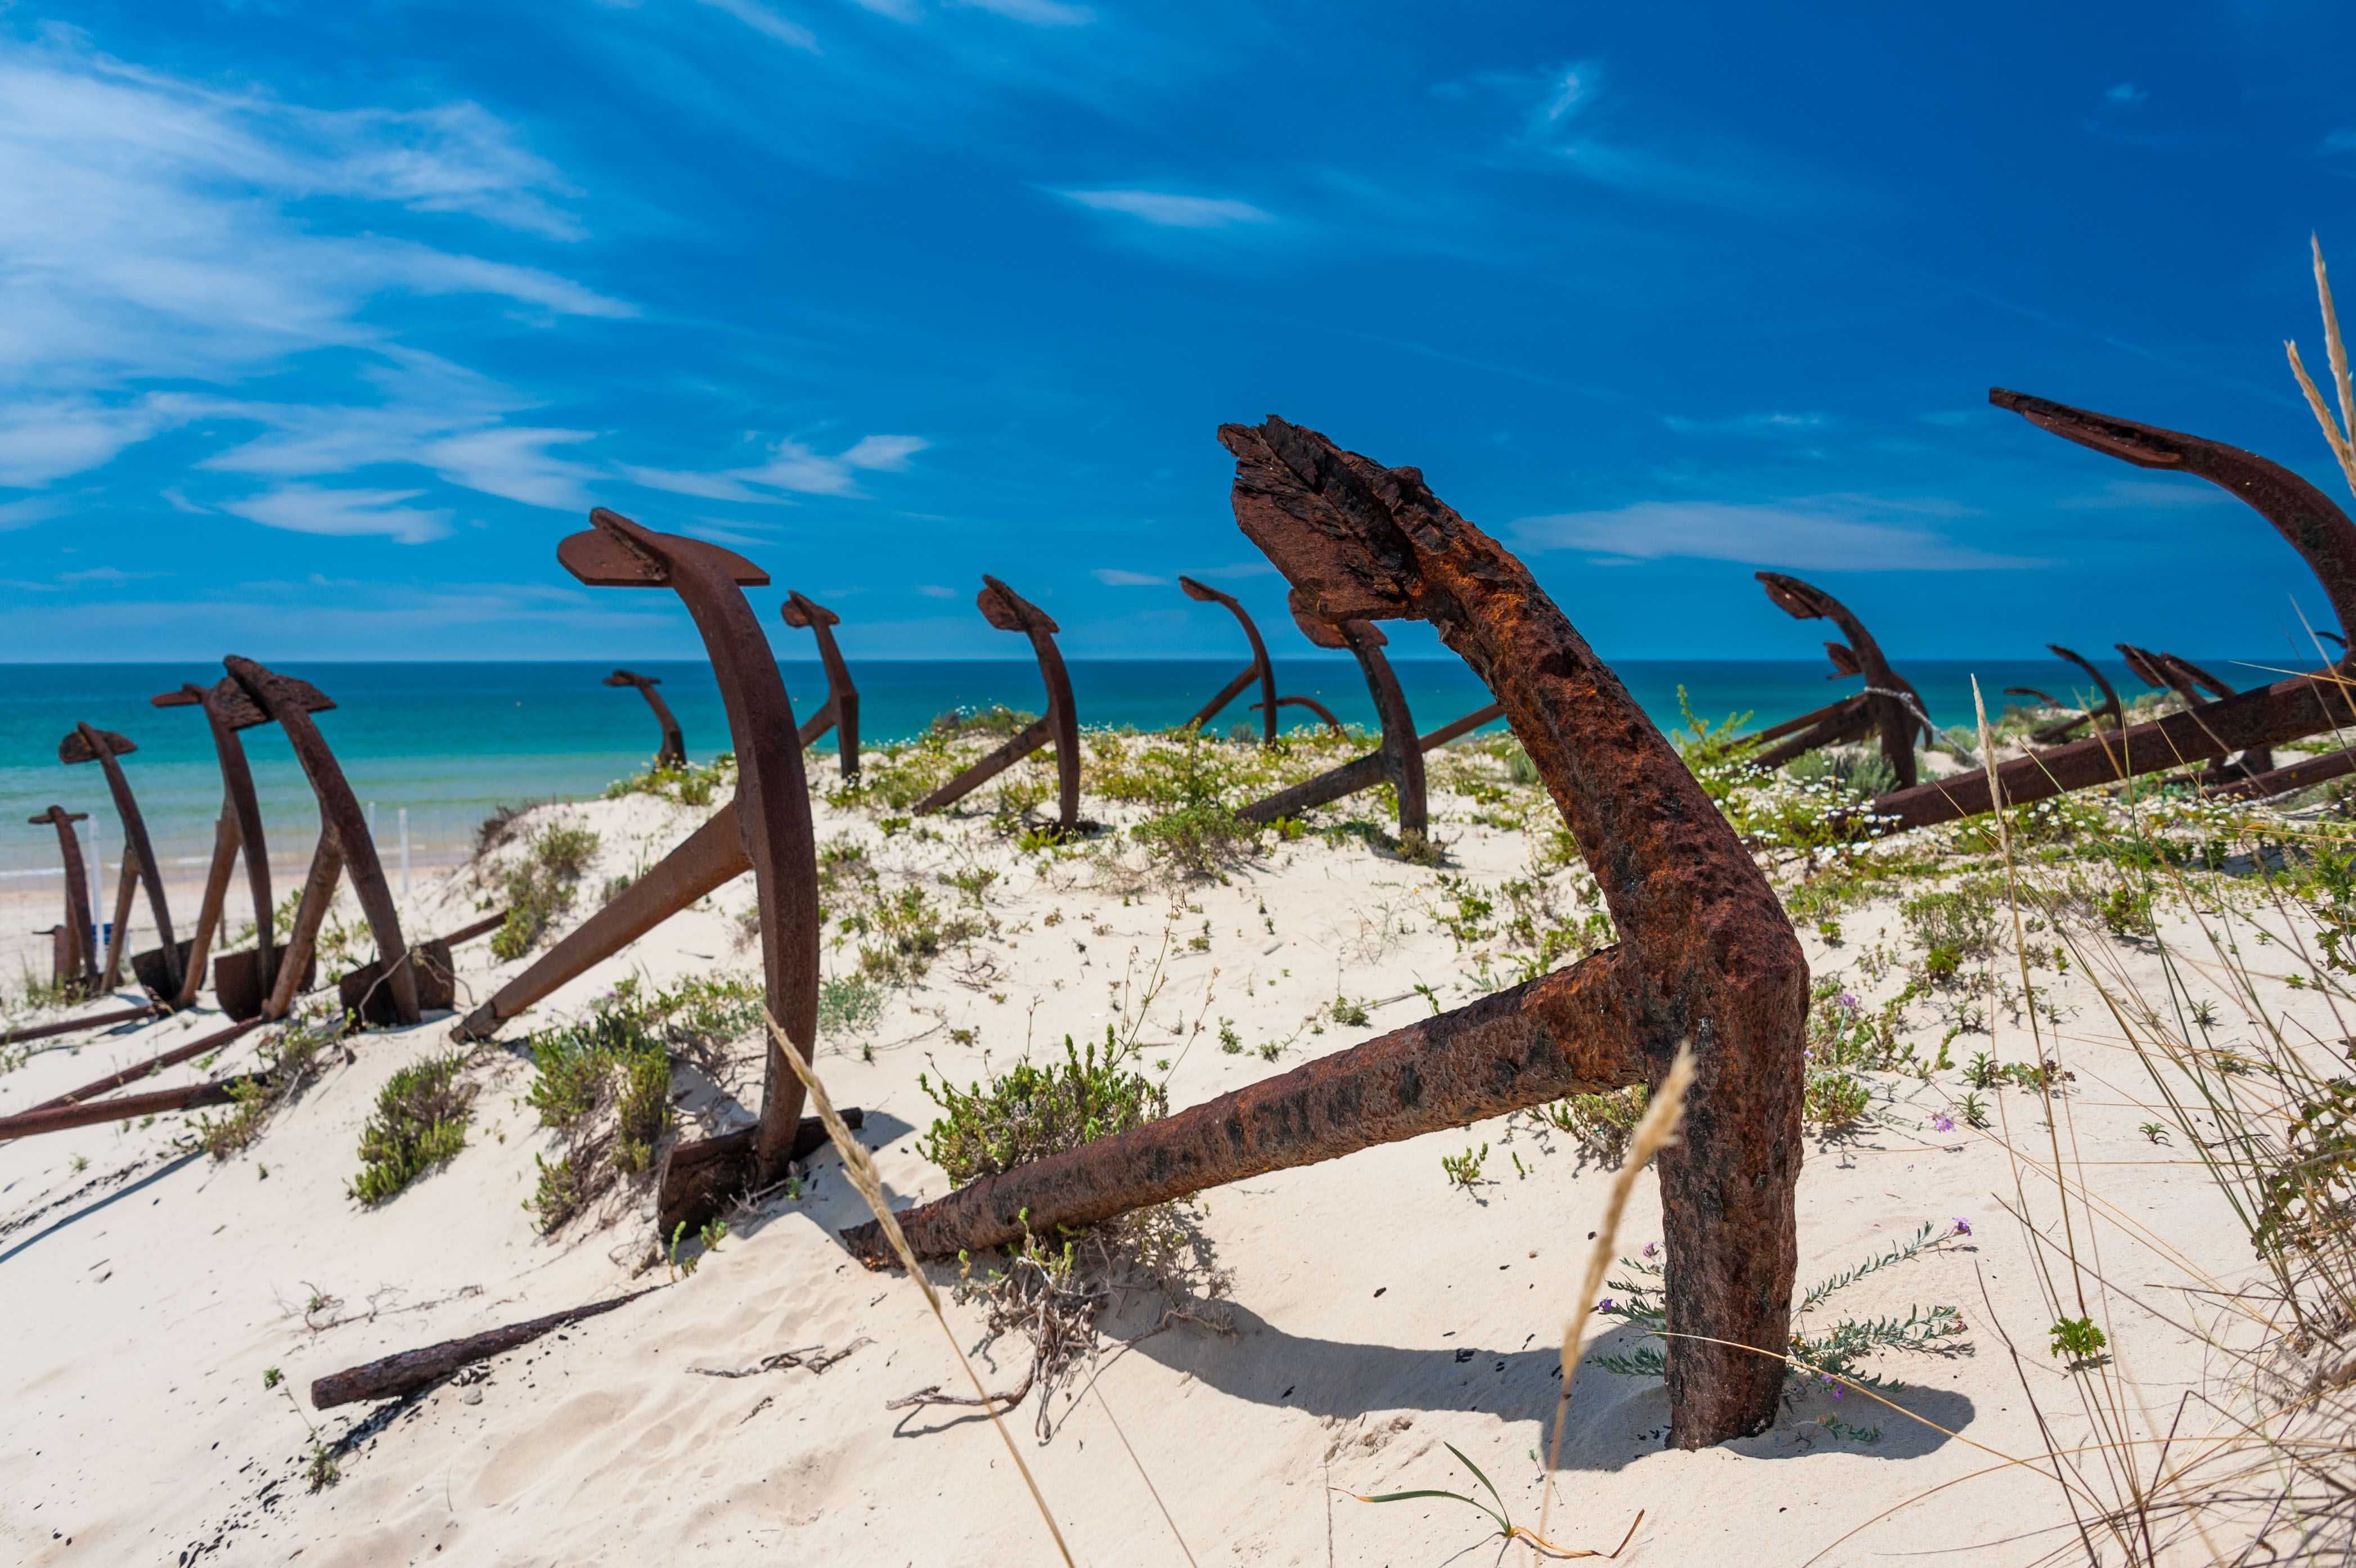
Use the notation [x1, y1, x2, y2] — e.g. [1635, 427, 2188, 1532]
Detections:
[0, 753, 2307, 1566]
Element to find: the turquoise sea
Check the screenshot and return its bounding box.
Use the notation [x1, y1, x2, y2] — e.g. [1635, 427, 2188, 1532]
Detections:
[0, 655, 2290, 880]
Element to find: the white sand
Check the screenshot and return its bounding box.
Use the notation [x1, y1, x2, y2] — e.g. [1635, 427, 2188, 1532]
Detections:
[0, 755, 2315, 1566]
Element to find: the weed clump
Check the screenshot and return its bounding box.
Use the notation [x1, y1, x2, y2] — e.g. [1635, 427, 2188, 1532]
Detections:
[901, 1036, 1227, 1439]
[521, 989, 680, 1230]
[349, 1052, 476, 1205]
[185, 1005, 345, 1160]
[605, 754, 735, 807]
[489, 821, 601, 962]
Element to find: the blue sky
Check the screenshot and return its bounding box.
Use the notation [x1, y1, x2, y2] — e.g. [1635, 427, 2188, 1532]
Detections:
[3, 1, 2355, 664]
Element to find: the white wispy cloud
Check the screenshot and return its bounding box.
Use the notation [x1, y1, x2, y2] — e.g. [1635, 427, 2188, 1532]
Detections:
[622, 433, 928, 502]
[220, 484, 455, 544]
[1058, 188, 1274, 228]
[1512, 497, 2042, 570]
[696, 0, 821, 51]
[0, 33, 632, 513]
[2057, 478, 2238, 511]
[0, 496, 68, 531]
[2105, 82, 2148, 105]
[1092, 567, 1167, 586]
[915, 584, 959, 598]
[56, 565, 159, 583]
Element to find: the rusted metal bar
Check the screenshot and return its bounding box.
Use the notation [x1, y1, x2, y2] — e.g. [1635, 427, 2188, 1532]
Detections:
[99, 849, 138, 993]
[605, 668, 687, 769]
[1234, 604, 1429, 839]
[781, 591, 861, 780]
[1748, 698, 1880, 773]
[1754, 575, 1928, 789]
[0, 1071, 248, 1142]
[28, 806, 96, 995]
[1866, 388, 2356, 832]
[1414, 699, 1507, 752]
[851, 416, 1808, 1448]
[1189, 664, 1260, 730]
[310, 1287, 664, 1410]
[0, 1003, 160, 1049]
[913, 577, 1081, 831]
[149, 677, 282, 1009]
[1178, 576, 1279, 743]
[224, 659, 419, 1027]
[2214, 746, 2356, 801]
[467, 509, 820, 1231]
[61, 724, 181, 998]
[23, 1017, 267, 1113]
[1737, 693, 1871, 752]
[644, 1108, 861, 1242]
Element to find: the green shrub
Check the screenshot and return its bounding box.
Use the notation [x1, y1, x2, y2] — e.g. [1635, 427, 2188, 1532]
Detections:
[185, 1005, 343, 1160]
[817, 974, 885, 1035]
[919, 1036, 1167, 1185]
[1131, 803, 1264, 875]
[490, 822, 601, 961]
[521, 994, 677, 1232]
[1539, 1084, 1648, 1161]
[350, 1052, 475, 1205]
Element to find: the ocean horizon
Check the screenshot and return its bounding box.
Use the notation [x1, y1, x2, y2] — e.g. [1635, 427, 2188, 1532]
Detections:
[0, 654, 2308, 879]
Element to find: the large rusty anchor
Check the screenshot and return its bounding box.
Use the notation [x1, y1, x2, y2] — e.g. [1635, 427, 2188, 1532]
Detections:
[1230, 600, 1505, 842]
[453, 509, 844, 1234]
[912, 577, 1081, 833]
[780, 591, 860, 780]
[1869, 389, 2356, 830]
[61, 724, 182, 999]
[27, 806, 97, 998]
[219, 659, 420, 1026]
[2003, 644, 2124, 744]
[147, 677, 282, 1011]
[847, 417, 1809, 1449]
[605, 670, 687, 770]
[1748, 574, 1931, 788]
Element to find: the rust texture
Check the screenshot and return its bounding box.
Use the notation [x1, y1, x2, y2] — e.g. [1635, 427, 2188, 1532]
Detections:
[1253, 693, 1346, 734]
[848, 416, 1809, 1448]
[2003, 644, 2124, 744]
[151, 678, 281, 1009]
[0, 1072, 248, 1142]
[222, 659, 420, 1027]
[781, 590, 861, 780]
[458, 509, 822, 1230]
[2117, 645, 2273, 781]
[605, 669, 687, 769]
[28, 806, 96, 995]
[914, 576, 1081, 832]
[0, 1004, 161, 1050]
[1868, 389, 2356, 830]
[60, 724, 181, 998]
[1753, 574, 1927, 788]
[1178, 575, 1279, 743]
[2217, 746, 2356, 801]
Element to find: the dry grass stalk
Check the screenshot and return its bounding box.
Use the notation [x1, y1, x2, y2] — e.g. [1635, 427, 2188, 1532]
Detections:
[2288, 233, 2356, 500]
[764, 1010, 1077, 1568]
[1532, 1041, 1695, 1558]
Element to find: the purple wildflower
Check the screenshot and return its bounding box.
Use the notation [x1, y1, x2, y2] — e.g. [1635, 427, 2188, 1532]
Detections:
[1953, 1217, 1972, 1237]
[1596, 1297, 1615, 1314]
[1931, 1113, 1955, 1133]
[1642, 1241, 1660, 1259]
[1836, 991, 1861, 1014]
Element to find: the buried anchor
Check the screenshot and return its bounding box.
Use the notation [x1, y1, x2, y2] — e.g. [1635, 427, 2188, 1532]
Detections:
[846, 415, 1809, 1450]
[606, 670, 687, 770]
[780, 590, 861, 781]
[913, 576, 1082, 834]
[452, 509, 853, 1234]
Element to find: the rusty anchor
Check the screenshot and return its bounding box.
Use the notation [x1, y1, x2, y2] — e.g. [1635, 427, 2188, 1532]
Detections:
[1748, 574, 1931, 788]
[60, 724, 183, 999]
[1867, 389, 2356, 831]
[846, 417, 1808, 1449]
[146, 677, 282, 1012]
[1176, 575, 1352, 739]
[780, 591, 861, 780]
[1230, 599, 1507, 842]
[605, 670, 687, 770]
[912, 576, 1081, 833]
[217, 659, 418, 1026]
[2002, 644, 2124, 744]
[452, 509, 848, 1235]
[27, 806, 97, 998]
